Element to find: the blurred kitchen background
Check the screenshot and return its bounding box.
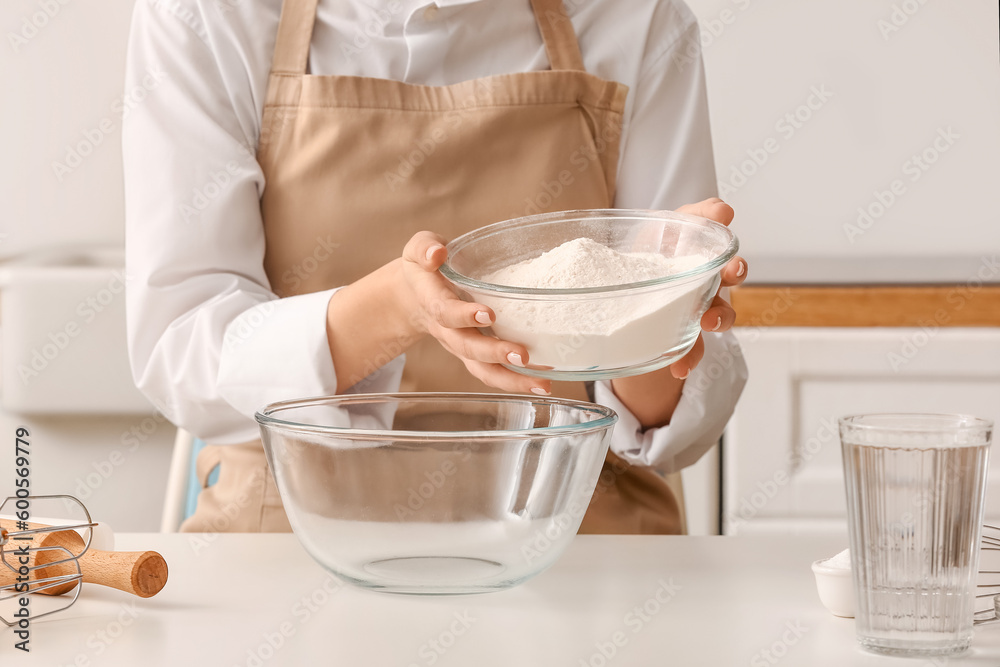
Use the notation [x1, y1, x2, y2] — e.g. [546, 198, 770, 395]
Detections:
[0, 0, 997, 533]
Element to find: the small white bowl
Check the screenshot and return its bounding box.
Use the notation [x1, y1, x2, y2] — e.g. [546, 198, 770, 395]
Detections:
[812, 558, 855, 618]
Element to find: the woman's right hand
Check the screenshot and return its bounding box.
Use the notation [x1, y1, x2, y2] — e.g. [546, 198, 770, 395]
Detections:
[400, 231, 551, 395]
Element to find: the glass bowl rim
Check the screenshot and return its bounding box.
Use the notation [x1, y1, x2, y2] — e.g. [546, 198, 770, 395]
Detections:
[439, 208, 739, 296]
[838, 413, 994, 434]
[255, 392, 619, 440]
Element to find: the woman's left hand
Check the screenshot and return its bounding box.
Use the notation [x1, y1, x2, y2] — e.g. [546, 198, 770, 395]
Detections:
[668, 197, 747, 380]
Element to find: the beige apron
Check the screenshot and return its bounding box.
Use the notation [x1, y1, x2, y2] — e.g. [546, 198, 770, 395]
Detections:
[182, 0, 682, 535]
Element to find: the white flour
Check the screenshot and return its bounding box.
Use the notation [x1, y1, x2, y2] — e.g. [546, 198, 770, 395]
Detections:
[486, 237, 687, 289]
[824, 549, 852, 570]
[480, 238, 715, 372]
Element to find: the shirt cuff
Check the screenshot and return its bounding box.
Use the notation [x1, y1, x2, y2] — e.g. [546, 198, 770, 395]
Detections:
[594, 330, 748, 473]
[215, 288, 405, 441]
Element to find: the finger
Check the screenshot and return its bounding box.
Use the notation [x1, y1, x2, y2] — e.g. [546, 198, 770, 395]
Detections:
[429, 297, 496, 329]
[719, 256, 747, 287]
[435, 326, 531, 368]
[402, 230, 450, 270]
[463, 358, 552, 395]
[409, 267, 497, 330]
[700, 296, 736, 333]
[677, 198, 735, 226]
[671, 334, 705, 380]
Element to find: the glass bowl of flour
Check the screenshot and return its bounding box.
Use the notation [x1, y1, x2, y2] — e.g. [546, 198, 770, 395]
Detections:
[440, 209, 738, 380]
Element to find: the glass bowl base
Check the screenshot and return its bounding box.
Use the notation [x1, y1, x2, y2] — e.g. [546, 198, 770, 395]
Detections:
[505, 336, 699, 381]
[331, 556, 535, 595]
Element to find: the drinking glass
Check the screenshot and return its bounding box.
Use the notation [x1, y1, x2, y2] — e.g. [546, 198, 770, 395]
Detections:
[840, 413, 993, 656]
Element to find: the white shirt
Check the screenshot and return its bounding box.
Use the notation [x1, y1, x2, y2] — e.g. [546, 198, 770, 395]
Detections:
[123, 0, 747, 473]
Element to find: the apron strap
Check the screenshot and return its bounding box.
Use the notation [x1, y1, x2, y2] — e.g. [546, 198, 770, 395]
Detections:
[270, 0, 320, 75]
[529, 0, 586, 72]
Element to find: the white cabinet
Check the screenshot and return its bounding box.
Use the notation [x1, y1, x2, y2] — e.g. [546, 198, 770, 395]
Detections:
[725, 328, 1000, 536]
[0, 249, 154, 414]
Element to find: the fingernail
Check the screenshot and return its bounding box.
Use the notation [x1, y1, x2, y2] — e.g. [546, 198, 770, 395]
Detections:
[736, 261, 745, 277]
[531, 387, 550, 396]
[711, 316, 722, 331]
[507, 352, 524, 367]
[475, 311, 492, 325]
[677, 369, 690, 380]
[425, 244, 443, 261]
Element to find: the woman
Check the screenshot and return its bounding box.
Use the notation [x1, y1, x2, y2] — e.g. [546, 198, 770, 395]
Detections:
[123, 0, 748, 533]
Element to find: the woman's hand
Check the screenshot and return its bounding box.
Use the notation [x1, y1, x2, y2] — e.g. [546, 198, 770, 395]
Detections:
[667, 197, 748, 379]
[609, 197, 746, 429]
[400, 231, 552, 395]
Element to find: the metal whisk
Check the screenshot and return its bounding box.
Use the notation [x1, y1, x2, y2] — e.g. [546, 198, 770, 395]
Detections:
[975, 524, 1000, 625]
[0, 494, 96, 626]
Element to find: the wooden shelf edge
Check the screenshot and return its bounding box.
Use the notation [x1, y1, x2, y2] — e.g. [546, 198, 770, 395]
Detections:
[731, 285, 1000, 327]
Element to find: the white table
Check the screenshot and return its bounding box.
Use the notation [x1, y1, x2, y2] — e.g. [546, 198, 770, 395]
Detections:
[11, 533, 1000, 666]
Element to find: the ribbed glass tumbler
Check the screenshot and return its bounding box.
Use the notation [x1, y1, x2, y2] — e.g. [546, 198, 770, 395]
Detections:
[840, 414, 993, 657]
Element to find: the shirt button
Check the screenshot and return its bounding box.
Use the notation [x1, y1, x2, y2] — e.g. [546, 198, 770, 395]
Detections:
[423, 4, 439, 20]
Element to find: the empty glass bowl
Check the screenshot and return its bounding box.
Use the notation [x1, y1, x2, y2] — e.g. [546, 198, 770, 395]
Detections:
[439, 209, 739, 380]
[256, 393, 617, 595]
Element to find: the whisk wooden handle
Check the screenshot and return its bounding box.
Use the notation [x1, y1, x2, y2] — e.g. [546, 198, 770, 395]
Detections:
[0, 519, 168, 598]
[75, 548, 167, 598]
